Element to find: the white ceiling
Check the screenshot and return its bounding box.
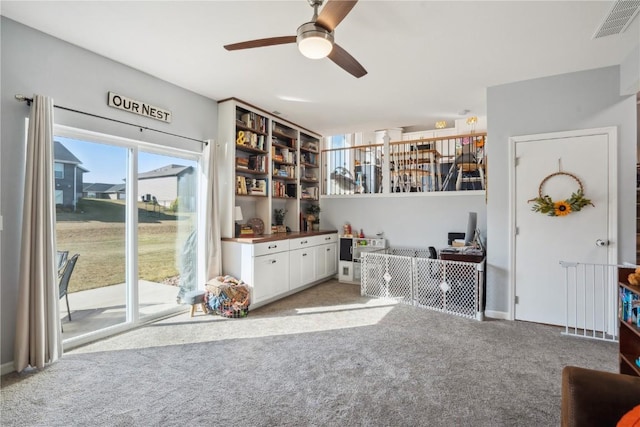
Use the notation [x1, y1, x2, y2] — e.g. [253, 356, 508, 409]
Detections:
[1, 1, 638, 136]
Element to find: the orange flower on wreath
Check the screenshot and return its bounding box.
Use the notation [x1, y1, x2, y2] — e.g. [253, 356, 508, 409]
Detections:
[554, 200, 572, 216]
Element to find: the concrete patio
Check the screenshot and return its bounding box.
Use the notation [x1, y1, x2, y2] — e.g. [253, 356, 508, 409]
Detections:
[60, 280, 187, 341]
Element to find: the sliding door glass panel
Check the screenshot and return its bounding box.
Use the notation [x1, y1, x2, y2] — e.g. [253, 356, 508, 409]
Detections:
[137, 151, 198, 319]
[54, 137, 127, 340]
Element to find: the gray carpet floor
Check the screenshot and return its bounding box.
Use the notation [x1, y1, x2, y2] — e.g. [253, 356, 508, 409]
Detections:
[1, 279, 617, 426]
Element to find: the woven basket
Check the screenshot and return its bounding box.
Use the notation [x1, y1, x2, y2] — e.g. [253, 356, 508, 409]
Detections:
[218, 300, 249, 318]
[205, 277, 250, 318]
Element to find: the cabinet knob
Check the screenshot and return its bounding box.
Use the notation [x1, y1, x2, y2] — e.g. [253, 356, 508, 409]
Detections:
[302, 253, 307, 257]
[595, 239, 608, 247]
[270, 259, 277, 264]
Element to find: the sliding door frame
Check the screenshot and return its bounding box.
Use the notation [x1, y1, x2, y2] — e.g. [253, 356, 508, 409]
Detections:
[54, 124, 204, 350]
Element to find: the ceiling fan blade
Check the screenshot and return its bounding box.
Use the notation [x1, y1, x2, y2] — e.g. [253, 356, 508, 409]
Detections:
[327, 43, 367, 78]
[224, 36, 296, 51]
[316, 0, 358, 32]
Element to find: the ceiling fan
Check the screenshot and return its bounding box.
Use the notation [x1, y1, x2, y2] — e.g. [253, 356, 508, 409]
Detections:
[224, 0, 367, 78]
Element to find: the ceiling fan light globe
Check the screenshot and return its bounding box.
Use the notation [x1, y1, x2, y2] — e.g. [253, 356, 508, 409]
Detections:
[297, 22, 334, 59]
[298, 37, 333, 59]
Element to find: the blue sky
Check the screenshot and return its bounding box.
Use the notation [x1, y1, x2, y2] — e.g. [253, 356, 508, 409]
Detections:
[56, 136, 196, 184]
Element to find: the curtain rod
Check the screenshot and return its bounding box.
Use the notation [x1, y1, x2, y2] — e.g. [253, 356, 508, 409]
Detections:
[15, 94, 208, 145]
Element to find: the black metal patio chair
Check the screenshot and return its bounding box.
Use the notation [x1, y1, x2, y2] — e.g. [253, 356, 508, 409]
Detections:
[56, 250, 68, 276]
[59, 253, 79, 322]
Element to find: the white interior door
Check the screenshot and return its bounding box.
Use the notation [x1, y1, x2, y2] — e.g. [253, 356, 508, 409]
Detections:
[513, 128, 616, 326]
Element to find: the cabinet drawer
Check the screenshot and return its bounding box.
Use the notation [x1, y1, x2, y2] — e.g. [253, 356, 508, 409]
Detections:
[317, 233, 338, 245]
[291, 233, 338, 248]
[253, 239, 290, 257]
[290, 236, 318, 248]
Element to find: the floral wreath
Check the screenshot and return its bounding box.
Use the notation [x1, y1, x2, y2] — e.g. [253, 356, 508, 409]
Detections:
[528, 171, 594, 217]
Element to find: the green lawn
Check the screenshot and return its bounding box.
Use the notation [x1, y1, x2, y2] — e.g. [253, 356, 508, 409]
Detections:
[57, 198, 193, 293]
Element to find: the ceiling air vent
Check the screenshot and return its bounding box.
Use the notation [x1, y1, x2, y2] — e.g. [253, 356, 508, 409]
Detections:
[593, 0, 640, 38]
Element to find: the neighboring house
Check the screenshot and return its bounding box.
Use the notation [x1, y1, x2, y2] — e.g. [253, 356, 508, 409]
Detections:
[83, 182, 126, 200]
[138, 164, 195, 210]
[54, 140, 88, 210]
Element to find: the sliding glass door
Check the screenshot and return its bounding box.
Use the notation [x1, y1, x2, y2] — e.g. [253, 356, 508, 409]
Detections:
[54, 127, 202, 345]
[55, 137, 128, 340]
[137, 151, 199, 319]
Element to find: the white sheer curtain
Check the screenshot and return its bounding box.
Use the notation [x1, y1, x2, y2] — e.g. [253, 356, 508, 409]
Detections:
[14, 94, 62, 372]
[204, 141, 222, 280]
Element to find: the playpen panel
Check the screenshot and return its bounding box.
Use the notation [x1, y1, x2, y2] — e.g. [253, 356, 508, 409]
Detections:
[362, 252, 413, 304]
[362, 249, 483, 320]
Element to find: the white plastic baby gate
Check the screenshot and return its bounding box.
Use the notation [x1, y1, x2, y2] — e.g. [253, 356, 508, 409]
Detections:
[361, 248, 484, 321]
[559, 261, 622, 342]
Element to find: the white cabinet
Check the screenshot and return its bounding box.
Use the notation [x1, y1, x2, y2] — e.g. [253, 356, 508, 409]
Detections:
[313, 234, 338, 281]
[290, 247, 315, 291]
[222, 232, 337, 308]
[222, 239, 290, 306]
[253, 250, 289, 302]
[290, 233, 338, 290]
[315, 242, 337, 280]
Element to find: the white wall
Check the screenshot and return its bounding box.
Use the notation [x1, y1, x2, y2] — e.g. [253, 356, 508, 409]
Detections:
[138, 177, 178, 207]
[0, 18, 218, 367]
[320, 194, 487, 250]
[486, 65, 637, 317]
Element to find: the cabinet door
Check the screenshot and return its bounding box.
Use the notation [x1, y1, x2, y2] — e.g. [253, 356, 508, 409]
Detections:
[290, 247, 315, 291]
[325, 243, 337, 277]
[253, 251, 289, 304]
[339, 237, 353, 261]
[315, 245, 327, 279]
[315, 242, 337, 280]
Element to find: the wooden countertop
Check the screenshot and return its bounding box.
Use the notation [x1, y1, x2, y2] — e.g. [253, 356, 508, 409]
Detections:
[222, 230, 338, 244]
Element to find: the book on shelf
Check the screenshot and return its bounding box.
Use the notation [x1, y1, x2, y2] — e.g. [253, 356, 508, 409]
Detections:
[274, 165, 295, 178]
[239, 225, 255, 237]
[272, 180, 295, 198]
[251, 179, 267, 195]
[236, 176, 247, 195]
[301, 153, 317, 165]
[620, 287, 640, 326]
[236, 157, 249, 169]
[301, 186, 319, 200]
[239, 111, 266, 133]
[302, 141, 318, 152]
[248, 155, 266, 172]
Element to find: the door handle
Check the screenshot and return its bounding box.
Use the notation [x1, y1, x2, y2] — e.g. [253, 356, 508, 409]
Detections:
[595, 239, 608, 247]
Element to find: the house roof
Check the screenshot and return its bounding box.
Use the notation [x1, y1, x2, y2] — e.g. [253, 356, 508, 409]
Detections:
[83, 183, 125, 193]
[54, 140, 82, 164]
[138, 164, 192, 180]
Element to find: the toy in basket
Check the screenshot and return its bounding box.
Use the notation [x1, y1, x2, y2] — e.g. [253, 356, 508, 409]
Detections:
[205, 275, 250, 318]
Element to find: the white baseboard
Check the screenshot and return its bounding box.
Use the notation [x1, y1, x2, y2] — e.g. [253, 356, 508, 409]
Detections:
[1, 360, 15, 376]
[484, 310, 510, 320]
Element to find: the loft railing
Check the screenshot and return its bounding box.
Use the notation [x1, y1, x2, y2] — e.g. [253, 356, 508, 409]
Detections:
[321, 132, 487, 196]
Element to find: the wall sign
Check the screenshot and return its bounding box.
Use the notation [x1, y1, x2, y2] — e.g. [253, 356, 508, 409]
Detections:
[107, 92, 172, 123]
